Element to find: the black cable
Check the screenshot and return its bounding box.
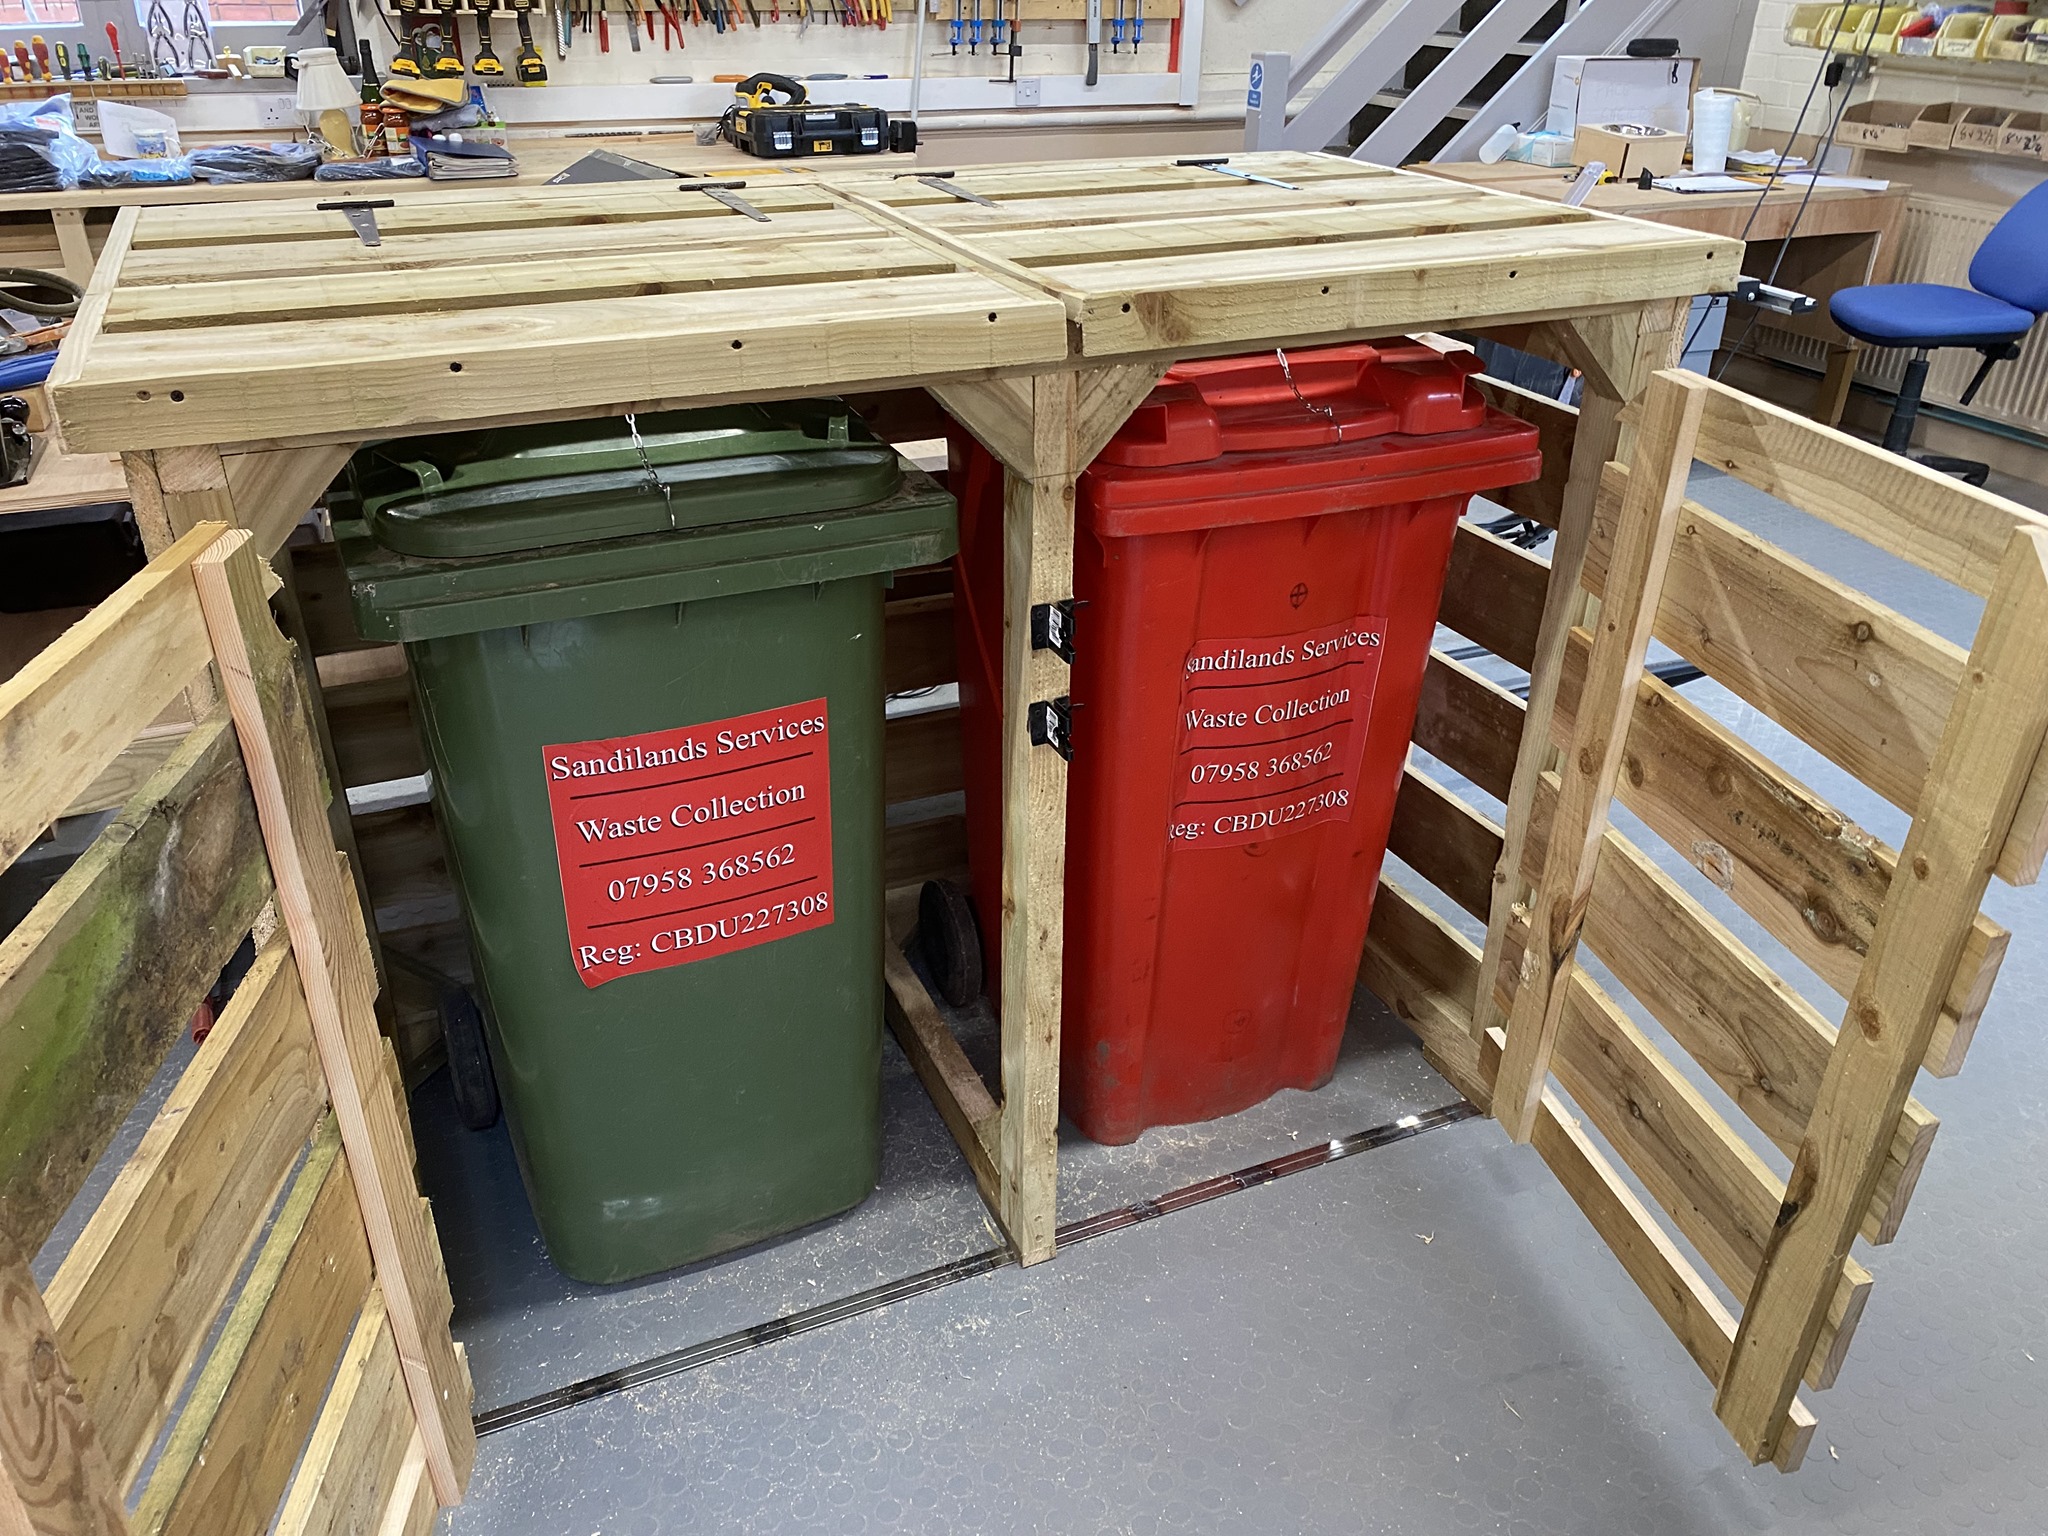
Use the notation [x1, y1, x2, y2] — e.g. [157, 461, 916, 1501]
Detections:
[1713, 13, 1882, 382]
[1676, 2, 1849, 363]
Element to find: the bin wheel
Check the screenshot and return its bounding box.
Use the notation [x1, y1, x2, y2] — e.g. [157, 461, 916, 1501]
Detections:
[918, 878, 983, 1008]
[440, 986, 500, 1131]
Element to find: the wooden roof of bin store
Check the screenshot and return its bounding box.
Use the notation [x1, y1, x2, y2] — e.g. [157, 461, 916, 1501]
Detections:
[47, 152, 1739, 455]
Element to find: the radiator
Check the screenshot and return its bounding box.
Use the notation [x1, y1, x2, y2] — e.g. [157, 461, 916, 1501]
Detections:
[1755, 194, 2048, 436]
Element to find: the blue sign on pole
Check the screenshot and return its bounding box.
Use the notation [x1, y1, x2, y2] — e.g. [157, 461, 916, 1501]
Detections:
[1247, 59, 1263, 110]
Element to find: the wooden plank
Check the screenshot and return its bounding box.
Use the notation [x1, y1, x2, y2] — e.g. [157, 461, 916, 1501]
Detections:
[1437, 520, 1547, 672]
[1588, 463, 1964, 826]
[0, 1252, 128, 1536]
[999, 459, 1070, 1267]
[1476, 374, 1576, 531]
[1520, 774, 1935, 1247]
[1387, 766, 1499, 921]
[1472, 303, 1685, 1047]
[1693, 378, 2048, 599]
[884, 593, 955, 697]
[107, 237, 959, 332]
[1412, 650, 1523, 803]
[885, 708, 963, 806]
[883, 814, 967, 891]
[0, 521, 222, 871]
[132, 1122, 371, 1536]
[273, 1290, 416, 1536]
[374, 1434, 434, 1536]
[190, 532, 473, 1501]
[62, 724, 190, 819]
[1493, 371, 1705, 1142]
[1550, 627, 2005, 1079]
[44, 937, 324, 1488]
[55, 272, 1072, 457]
[881, 889, 1000, 1212]
[1718, 527, 2048, 1465]
[1056, 223, 1738, 357]
[0, 713, 271, 1256]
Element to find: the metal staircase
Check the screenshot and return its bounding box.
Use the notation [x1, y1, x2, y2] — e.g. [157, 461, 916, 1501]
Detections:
[1244, 0, 1757, 167]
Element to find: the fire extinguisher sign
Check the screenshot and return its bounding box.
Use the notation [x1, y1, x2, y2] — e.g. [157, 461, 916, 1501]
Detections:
[543, 700, 836, 987]
[1170, 618, 1386, 849]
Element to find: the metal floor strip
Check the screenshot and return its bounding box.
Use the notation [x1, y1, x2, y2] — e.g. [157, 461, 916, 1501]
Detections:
[473, 1099, 1479, 1437]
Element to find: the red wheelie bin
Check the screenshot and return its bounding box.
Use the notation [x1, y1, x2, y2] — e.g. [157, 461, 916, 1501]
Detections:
[937, 341, 1542, 1145]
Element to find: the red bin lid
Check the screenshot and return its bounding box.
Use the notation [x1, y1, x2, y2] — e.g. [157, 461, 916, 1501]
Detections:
[1081, 340, 1544, 539]
[1097, 341, 1492, 468]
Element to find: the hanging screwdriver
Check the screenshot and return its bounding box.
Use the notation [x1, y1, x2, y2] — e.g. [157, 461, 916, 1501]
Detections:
[988, 0, 1005, 55]
[1109, 0, 1122, 54]
[967, 0, 979, 52]
[1131, 0, 1142, 52]
[53, 40, 69, 76]
[948, 0, 959, 51]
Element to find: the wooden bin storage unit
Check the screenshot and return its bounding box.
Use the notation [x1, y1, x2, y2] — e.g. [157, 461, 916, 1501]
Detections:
[0, 524, 474, 1531]
[42, 150, 1858, 1453]
[1374, 368, 2048, 1468]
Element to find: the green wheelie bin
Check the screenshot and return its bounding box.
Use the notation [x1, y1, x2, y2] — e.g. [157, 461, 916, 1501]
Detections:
[336, 402, 956, 1284]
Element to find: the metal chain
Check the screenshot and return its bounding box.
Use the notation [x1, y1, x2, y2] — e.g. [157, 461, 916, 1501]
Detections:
[623, 411, 677, 530]
[1274, 348, 1344, 444]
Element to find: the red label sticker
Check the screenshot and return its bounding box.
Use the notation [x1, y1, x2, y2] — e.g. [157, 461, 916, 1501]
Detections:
[544, 700, 834, 988]
[1168, 617, 1386, 849]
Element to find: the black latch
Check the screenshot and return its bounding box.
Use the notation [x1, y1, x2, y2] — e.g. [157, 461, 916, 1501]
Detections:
[1030, 599, 1077, 664]
[1028, 696, 1073, 761]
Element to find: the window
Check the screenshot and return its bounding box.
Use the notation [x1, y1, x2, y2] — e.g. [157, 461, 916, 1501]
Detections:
[0, 0, 84, 23]
[128, 0, 306, 33]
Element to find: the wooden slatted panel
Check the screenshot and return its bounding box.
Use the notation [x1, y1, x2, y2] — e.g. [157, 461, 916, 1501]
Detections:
[133, 1121, 373, 1536]
[1587, 464, 1964, 824]
[1359, 881, 1817, 1473]
[272, 1290, 417, 1536]
[0, 712, 270, 1256]
[0, 521, 221, 870]
[45, 937, 324, 1489]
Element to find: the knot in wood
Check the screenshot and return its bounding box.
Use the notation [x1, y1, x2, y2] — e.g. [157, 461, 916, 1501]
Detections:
[1850, 619, 1874, 644]
[30, 1335, 55, 1381]
[1576, 743, 1597, 777]
[1912, 854, 1930, 880]
[1857, 1003, 1882, 1041]
[1624, 754, 1644, 789]
[1706, 765, 1732, 797]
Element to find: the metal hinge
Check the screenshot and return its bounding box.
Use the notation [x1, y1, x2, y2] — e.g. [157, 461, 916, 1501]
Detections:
[1028, 696, 1073, 761]
[1030, 599, 1077, 664]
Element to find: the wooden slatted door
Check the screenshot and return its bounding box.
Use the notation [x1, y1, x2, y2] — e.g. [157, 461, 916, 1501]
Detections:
[1371, 365, 2048, 1469]
[0, 524, 474, 1533]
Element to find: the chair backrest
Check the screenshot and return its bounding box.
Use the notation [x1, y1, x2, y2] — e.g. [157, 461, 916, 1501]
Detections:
[1970, 179, 2048, 316]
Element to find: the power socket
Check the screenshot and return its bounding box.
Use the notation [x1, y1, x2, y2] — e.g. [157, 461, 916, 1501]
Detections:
[254, 95, 297, 129]
[1015, 76, 1041, 107]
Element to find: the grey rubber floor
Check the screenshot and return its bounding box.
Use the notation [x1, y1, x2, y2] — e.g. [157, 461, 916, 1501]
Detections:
[423, 463, 2048, 1534]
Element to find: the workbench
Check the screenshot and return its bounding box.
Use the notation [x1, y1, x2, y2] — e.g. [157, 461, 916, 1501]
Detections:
[1424, 158, 1905, 422]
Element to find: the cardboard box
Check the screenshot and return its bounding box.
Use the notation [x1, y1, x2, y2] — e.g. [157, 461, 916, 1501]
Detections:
[1999, 110, 2048, 161]
[1837, 99, 1919, 153]
[1955, 106, 2009, 153]
[1572, 122, 1686, 183]
[1548, 54, 1698, 138]
[1908, 100, 1966, 151]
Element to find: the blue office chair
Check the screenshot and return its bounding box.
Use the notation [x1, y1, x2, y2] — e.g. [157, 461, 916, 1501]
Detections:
[1829, 179, 2048, 486]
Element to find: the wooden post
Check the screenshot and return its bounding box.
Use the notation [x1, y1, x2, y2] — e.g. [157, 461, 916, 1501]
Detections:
[1489, 371, 1706, 1141]
[1472, 297, 1685, 1041]
[189, 532, 473, 1504]
[1715, 525, 2048, 1464]
[0, 1252, 128, 1536]
[925, 363, 1166, 1264]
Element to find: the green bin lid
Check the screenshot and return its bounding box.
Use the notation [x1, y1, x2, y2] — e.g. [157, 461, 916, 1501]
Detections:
[353, 400, 902, 559]
[338, 399, 957, 644]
